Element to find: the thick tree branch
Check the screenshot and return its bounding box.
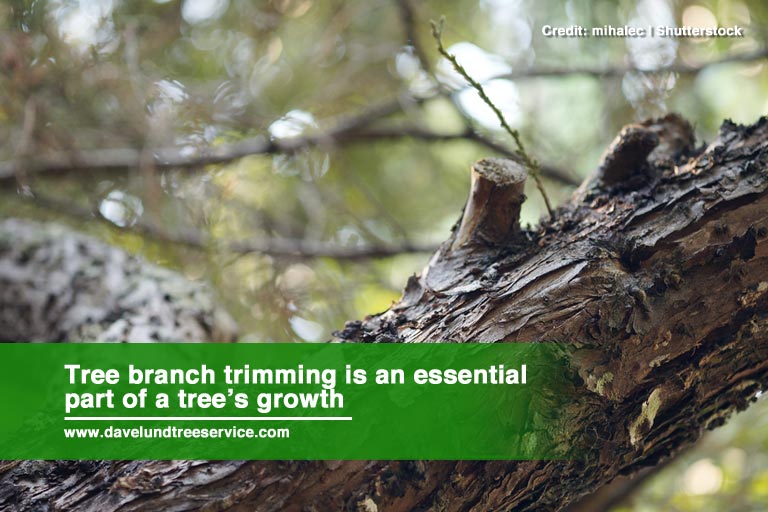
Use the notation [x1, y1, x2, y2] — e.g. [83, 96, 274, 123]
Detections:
[0, 116, 768, 512]
[2, 116, 768, 511]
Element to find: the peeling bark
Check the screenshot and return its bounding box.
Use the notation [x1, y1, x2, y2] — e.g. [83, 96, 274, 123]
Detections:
[1, 115, 768, 511]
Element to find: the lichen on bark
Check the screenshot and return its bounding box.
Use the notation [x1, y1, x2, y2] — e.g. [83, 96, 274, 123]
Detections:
[0, 218, 237, 342]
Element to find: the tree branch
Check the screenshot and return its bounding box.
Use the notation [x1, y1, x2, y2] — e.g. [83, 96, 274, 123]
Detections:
[2, 48, 761, 194]
[0, 123, 579, 187]
[0, 97, 411, 179]
[3, 115, 768, 511]
[343, 126, 581, 185]
[494, 47, 768, 81]
[27, 192, 438, 261]
[395, 0, 431, 72]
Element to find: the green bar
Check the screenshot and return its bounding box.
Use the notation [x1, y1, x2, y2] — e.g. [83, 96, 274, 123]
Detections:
[0, 343, 575, 460]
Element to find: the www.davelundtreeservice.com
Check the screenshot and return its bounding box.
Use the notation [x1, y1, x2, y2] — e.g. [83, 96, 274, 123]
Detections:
[542, 25, 745, 38]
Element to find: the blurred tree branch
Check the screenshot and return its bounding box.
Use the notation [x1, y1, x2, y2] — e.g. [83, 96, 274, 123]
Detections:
[28, 192, 438, 261]
[0, 97, 578, 186]
[493, 47, 768, 81]
[339, 125, 579, 185]
[3, 47, 762, 189]
[396, 0, 431, 72]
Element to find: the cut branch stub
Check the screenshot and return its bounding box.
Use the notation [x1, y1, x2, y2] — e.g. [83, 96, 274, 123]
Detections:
[596, 125, 659, 185]
[573, 114, 696, 203]
[452, 157, 527, 250]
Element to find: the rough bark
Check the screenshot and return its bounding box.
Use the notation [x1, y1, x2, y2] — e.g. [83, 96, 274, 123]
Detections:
[1, 115, 768, 511]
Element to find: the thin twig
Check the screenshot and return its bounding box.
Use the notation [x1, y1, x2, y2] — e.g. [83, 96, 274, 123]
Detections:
[392, 8, 578, 188]
[462, 128, 579, 186]
[430, 17, 555, 219]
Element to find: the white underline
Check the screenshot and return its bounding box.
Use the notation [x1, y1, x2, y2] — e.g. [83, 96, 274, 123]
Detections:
[64, 416, 352, 421]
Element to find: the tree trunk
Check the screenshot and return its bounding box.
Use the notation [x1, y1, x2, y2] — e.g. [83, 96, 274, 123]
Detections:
[1, 115, 767, 511]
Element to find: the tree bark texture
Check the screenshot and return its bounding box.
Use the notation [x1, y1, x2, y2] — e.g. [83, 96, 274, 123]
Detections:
[1, 115, 767, 511]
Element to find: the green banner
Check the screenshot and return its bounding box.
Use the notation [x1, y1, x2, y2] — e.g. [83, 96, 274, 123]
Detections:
[0, 343, 576, 460]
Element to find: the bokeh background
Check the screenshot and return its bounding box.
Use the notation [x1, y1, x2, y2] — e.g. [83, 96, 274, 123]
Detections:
[0, 0, 766, 509]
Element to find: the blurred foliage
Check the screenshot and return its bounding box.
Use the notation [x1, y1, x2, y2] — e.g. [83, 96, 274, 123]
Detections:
[0, 0, 766, 508]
